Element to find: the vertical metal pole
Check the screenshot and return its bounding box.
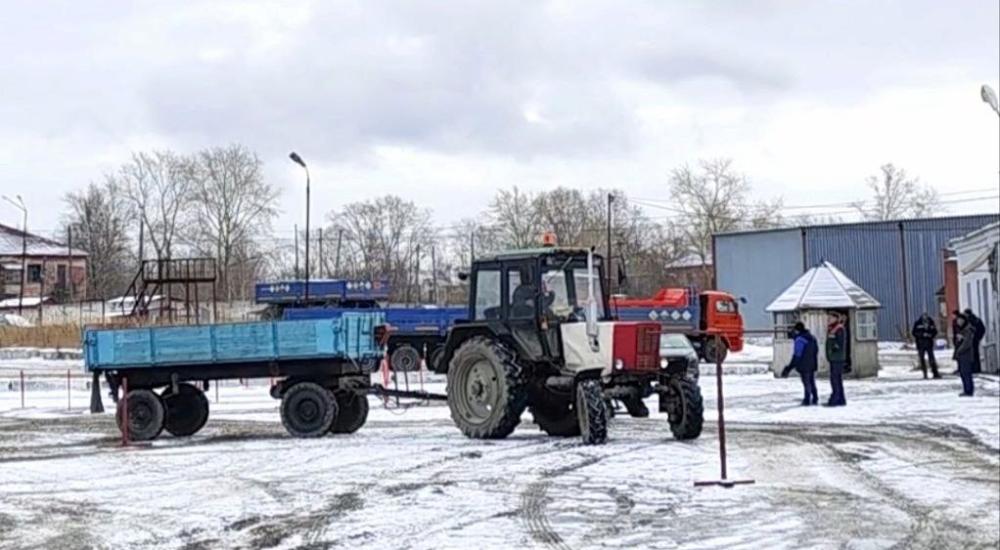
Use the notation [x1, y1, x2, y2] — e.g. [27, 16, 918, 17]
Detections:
[67, 369, 71, 410]
[20, 370, 25, 408]
[17, 206, 27, 316]
[414, 244, 421, 305]
[469, 232, 475, 265]
[38, 259, 45, 326]
[67, 226, 74, 303]
[304, 169, 311, 303]
[898, 222, 911, 339]
[431, 246, 438, 305]
[90, 371, 104, 413]
[294, 224, 300, 280]
[334, 229, 343, 278]
[714, 334, 728, 481]
[318, 227, 324, 277]
[606, 193, 614, 296]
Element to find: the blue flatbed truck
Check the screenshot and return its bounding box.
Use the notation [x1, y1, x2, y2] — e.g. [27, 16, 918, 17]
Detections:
[84, 312, 386, 441]
[255, 278, 466, 372]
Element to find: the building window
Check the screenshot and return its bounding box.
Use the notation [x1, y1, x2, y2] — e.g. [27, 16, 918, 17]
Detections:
[855, 310, 878, 341]
[27, 264, 42, 283]
[3, 268, 21, 284]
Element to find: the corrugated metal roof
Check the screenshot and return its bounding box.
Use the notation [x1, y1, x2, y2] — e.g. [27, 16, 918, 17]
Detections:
[715, 214, 999, 238]
[767, 261, 880, 312]
[0, 224, 87, 257]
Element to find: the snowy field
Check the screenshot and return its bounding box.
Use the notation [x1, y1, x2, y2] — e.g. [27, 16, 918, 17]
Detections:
[1, 350, 998, 549]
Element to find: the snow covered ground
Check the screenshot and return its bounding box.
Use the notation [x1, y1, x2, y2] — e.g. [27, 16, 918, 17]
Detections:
[0, 351, 998, 549]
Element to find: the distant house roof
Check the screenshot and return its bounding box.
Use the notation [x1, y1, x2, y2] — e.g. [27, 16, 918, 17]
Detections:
[766, 261, 881, 312]
[0, 224, 88, 257]
[0, 296, 52, 309]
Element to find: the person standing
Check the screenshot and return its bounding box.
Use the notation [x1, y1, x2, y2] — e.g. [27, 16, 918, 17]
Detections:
[781, 322, 819, 406]
[824, 312, 848, 406]
[911, 313, 940, 379]
[964, 309, 986, 374]
[954, 315, 977, 396]
[950, 310, 963, 346]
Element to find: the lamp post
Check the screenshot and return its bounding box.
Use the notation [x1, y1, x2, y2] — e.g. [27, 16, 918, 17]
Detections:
[289, 152, 311, 303]
[606, 192, 614, 296]
[2, 195, 27, 315]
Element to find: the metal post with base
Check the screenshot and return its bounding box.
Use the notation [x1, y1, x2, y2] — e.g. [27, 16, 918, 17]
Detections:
[694, 334, 755, 489]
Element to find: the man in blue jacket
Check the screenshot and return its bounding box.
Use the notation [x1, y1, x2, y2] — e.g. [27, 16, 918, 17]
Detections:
[781, 322, 819, 406]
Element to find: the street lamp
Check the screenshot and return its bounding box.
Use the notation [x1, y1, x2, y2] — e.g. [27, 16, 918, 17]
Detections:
[289, 152, 311, 303]
[981, 84, 1000, 117]
[2, 194, 27, 315]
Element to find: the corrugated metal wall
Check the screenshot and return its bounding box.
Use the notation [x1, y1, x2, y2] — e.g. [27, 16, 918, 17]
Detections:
[715, 214, 999, 339]
[714, 228, 803, 330]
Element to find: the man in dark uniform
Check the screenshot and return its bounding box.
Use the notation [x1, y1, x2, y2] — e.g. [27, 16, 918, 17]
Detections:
[964, 309, 986, 374]
[824, 312, 848, 406]
[954, 315, 977, 396]
[781, 322, 819, 406]
[911, 313, 940, 379]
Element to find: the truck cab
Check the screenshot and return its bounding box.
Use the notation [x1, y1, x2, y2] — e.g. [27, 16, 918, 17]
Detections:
[699, 291, 745, 361]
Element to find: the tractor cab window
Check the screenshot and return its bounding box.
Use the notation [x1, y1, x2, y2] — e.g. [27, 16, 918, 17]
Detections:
[474, 269, 502, 320]
[541, 261, 605, 322]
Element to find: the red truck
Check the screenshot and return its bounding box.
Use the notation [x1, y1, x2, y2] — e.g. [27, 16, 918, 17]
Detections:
[611, 288, 745, 363]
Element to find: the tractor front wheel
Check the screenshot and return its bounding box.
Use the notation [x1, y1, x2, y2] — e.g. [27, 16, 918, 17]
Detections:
[576, 380, 608, 445]
[446, 337, 527, 439]
[665, 379, 704, 440]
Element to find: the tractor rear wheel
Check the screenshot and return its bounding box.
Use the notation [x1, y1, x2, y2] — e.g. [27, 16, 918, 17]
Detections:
[446, 337, 527, 439]
[330, 391, 369, 434]
[161, 383, 209, 437]
[391, 344, 421, 372]
[116, 389, 165, 442]
[576, 380, 608, 445]
[666, 379, 704, 440]
[280, 382, 337, 438]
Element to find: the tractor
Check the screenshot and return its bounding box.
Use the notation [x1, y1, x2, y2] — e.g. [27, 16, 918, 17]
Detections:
[437, 242, 704, 445]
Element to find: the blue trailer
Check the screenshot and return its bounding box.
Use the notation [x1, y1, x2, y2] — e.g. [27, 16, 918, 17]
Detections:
[84, 312, 386, 441]
[284, 306, 466, 372]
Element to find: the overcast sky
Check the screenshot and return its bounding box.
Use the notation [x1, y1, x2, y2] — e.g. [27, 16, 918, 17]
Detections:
[1, 0, 998, 237]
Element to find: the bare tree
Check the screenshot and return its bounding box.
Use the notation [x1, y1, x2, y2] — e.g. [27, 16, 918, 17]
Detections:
[668, 158, 783, 274]
[327, 195, 434, 301]
[188, 145, 279, 301]
[62, 177, 136, 299]
[119, 150, 196, 260]
[853, 164, 940, 221]
[488, 186, 542, 249]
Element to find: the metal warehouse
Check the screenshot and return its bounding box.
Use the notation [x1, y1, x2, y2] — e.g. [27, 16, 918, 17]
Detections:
[712, 214, 1000, 338]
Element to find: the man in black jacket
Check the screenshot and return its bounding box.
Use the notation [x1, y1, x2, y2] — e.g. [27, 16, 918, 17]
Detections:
[911, 313, 940, 379]
[781, 322, 819, 406]
[964, 309, 986, 374]
[954, 315, 977, 396]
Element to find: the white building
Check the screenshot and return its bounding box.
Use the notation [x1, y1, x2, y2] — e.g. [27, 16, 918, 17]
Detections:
[949, 222, 999, 374]
[766, 261, 881, 378]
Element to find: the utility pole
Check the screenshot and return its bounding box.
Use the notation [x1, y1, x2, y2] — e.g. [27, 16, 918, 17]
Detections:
[294, 224, 300, 279]
[469, 232, 475, 266]
[606, 193, 614, 296]
[414, 244, 421, 305]
[67, 226, 73, 303]
[431, 245, 438, 305]
[2, 195, 27, 315]
[334, 229, 343, 278]
[38, 259, 44, 326]
[318, 227, 324, 277]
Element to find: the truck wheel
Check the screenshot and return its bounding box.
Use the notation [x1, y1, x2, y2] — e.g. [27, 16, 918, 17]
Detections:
[446, 337, 527, 439]
[530, 396, 581, 437]
[666, 379, 704, 440]
[622, 395, 650, 418]
[330, 391, 369, 434]
[280, 382, 338, 438]
[116, 389, 165, 442]
[703, 339, 729, 364]
[391, 344, 421, 372]
[576, 380, 608, 445]
[161, 383, 209, 437]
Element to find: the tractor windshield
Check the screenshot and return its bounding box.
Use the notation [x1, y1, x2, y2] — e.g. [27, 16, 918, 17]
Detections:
[541, 264, 605, 322]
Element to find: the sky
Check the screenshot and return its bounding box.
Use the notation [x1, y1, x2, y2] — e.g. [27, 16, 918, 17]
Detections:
[1, 0, 998, 239]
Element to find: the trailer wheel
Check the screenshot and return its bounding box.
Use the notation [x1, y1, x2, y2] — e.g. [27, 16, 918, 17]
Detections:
[161, 383, 209, 437]
[576, 380, 608, 445]
[280, 382, 337, 438]
[666, 379, 704, 440]
[116, 389, 165, 442]
[702, 339, 728, 364]
[391, 344, 421, 372]
[330, 391, 369, 434]
[446, 337, 527, 439]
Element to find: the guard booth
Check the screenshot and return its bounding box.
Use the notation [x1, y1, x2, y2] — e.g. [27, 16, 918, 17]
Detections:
[766, 261, 881, 378]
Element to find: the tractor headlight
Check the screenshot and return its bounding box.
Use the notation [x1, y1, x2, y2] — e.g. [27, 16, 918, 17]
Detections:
[614, 359, 625, 371]
[659, 357, 668, 369]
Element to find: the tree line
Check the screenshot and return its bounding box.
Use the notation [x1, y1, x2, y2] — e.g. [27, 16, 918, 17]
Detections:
[61, 145, 940, 303]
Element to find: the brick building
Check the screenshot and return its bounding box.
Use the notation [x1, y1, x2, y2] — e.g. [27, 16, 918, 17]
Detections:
[0, 223, 88, 303]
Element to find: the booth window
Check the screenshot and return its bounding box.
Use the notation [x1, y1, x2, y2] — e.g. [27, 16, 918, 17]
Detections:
[855, 310, 878, 341]
[774, 312, 799, 340]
